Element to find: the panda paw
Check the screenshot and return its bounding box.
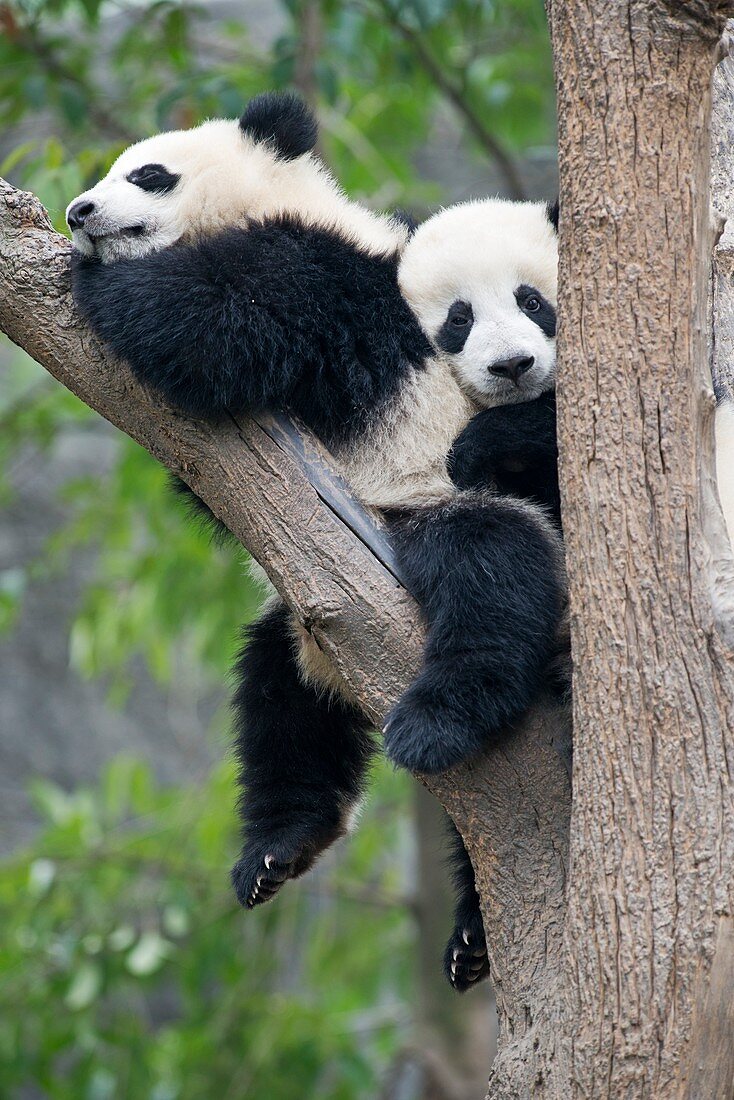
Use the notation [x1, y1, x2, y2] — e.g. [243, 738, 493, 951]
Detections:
[383, 673, 477, 775]
[444, 910, 490, 993]
[231, 839, 310, 909]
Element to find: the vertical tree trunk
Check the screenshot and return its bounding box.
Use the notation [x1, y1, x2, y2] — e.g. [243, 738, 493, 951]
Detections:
[712, 25, 734, 400]
[547, 3, 734, 1097]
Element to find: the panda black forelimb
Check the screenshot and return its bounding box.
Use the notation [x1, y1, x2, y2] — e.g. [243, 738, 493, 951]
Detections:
[448, 392, 561, 528]
[229, 601, 375, 910]
[71, 219, 430, 445]
[382, 492, 565, 775]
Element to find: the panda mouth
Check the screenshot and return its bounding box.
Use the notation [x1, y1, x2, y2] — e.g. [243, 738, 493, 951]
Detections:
[87, 224, 147, 241]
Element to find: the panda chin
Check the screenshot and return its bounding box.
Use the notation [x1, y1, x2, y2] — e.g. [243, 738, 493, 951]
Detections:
[474, 374, 552, 409]
[90, 225, 154, 264]
[68, 221, 151, 263]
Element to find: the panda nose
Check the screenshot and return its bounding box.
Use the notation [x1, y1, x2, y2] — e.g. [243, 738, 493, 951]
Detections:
[67, 200, 96, 230]
[489, 355, 535, 384]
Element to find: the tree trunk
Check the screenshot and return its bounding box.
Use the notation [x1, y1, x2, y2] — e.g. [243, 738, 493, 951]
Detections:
[546, 2, 734, 1097]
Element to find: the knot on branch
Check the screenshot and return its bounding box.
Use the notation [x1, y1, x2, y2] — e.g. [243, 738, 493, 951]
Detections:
[0, 178, 55, 234]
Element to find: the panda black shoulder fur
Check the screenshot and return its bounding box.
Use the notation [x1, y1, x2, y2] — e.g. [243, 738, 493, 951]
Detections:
[67, 92, 566, 988]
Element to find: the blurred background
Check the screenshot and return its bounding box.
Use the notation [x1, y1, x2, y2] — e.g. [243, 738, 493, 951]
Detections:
[0, 2, 556, 1096]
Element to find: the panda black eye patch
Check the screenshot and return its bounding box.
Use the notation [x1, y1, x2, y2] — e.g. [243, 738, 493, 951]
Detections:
[436, 300, 474, 353]
[126, 164, 180, 194]
[515, 284, 556, 338]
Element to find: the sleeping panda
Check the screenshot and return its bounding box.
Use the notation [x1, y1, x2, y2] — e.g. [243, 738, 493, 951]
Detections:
[65, 92, 566, 969]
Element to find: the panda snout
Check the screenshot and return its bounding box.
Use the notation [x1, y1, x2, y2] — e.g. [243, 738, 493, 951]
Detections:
[488, 355, 535, 384]
[67, 200, 96, 230]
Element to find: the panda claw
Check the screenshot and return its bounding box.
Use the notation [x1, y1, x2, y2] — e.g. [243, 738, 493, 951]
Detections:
[444, 910, 490, 993]
[231, 822, 342, 910]
[232, 845, 300, 909]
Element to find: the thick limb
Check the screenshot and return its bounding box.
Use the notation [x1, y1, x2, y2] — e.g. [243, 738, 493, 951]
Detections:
[444, 823, 490, 992]
[71, 221, 429, 441]
[448, 392, 560, 526]
[383, 493, 565, 774]
[230, 600, 374, 908]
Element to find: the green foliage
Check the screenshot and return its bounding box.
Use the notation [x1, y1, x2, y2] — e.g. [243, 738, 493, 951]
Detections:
[0, 0, 553, 213]
[0, 756, 415, 1098]
[54, 440, 260, 692]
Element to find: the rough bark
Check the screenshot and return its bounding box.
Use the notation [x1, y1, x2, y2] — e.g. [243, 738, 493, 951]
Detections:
[0, 180, 571, 1091]
[548, 3, 734, 1098]
[712, 26, 734, 399]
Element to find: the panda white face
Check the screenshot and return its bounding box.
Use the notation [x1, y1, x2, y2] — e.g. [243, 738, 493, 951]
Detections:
[66, 92, 404, 264]
[399, 198, 558, 408]
[66, 129, 195, 262]
[66, 118, 322, 263]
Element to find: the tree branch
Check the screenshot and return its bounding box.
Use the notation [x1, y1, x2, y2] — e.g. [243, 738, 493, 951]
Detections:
[0, 178, 571, 1089]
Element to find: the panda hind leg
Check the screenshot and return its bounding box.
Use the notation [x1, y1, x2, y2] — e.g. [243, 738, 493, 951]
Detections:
[384, 493, 564, 775]
[443, 824, 489, 992]
[230, 601, 374, 909]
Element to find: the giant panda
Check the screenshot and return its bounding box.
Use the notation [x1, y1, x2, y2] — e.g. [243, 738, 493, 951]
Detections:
[65, 92, 567, 978]
[398, 197, 561, 527]
[396, 197, 563, 992]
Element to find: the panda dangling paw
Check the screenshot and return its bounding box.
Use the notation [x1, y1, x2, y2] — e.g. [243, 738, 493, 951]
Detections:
[231, 834, 318, 909]
[231, 812, 348, 910]
[444, 908, 490, 993]
[231, 849, 295, 909]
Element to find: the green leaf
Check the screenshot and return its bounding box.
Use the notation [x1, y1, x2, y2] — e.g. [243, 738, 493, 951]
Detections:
[65, 962, 102, 1010]
[126, 931, 173, 976]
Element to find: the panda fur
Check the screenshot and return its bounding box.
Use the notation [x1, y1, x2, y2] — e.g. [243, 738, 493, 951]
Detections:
[67, 93, 567, 986]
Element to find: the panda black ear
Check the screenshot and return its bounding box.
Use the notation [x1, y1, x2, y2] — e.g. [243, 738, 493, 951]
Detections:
[546, 198, 559, 232]
[239, 91, 318, 161]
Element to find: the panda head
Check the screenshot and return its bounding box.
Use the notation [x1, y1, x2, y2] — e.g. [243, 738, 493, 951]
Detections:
[399, 198, 558, 407]
[66, 92, 401, 264]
